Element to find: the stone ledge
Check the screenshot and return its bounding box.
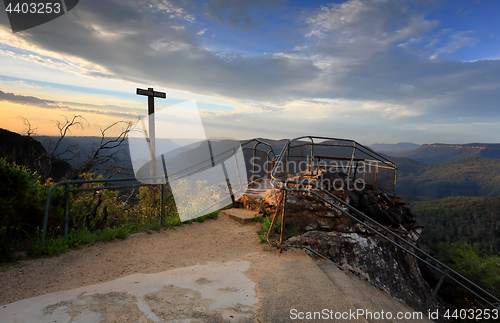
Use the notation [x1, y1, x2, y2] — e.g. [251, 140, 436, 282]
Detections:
[219, 208, 258, 225]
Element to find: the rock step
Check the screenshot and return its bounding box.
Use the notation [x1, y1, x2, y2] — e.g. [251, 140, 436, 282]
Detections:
[244, 178, 273, 199]
[219, 208, 258, 225]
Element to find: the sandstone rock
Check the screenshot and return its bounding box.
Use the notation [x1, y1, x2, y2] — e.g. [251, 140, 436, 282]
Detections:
[287, 230, 432, 311]
[257, 169, 433, 311]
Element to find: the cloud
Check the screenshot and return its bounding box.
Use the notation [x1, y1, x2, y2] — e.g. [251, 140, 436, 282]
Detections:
[0, 89, 139, 119]
[304, 0, 438, 51]
[0, 89, 68, 109]
[1, 0, 500, 127]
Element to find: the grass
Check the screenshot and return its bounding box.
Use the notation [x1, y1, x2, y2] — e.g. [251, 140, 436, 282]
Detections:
[24, 211, 220, 259]
[256, 215, 300, 243]
[257, 216, 282, 242]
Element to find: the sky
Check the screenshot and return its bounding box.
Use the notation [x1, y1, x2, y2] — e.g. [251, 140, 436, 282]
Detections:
[1, 0, 500, 144]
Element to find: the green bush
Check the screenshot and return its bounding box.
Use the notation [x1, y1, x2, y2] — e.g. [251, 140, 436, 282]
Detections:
[0, 159, 222, 261]
[99, 227, 117, 242]
[0, 159, 65, 260]
[46, 236, 70, 256]
[439, 242, 500, 290]
[115, 226, 130, 239]
[438, 241, 500, 305]
[0, 158, 43, 229]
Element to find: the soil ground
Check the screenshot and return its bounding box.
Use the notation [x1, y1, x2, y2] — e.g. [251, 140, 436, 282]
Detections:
[0, 215, 432, 322]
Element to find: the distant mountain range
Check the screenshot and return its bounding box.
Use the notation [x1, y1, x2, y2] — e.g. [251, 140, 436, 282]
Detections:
[5, 132, 500, 199]
[390, 155, 500, 199]
[373, 143, 500, 163]
[369, 142, 421, 152]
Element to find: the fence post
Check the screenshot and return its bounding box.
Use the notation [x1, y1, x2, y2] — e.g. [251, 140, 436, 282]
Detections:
[64, 183, 69, 237]
[279, 148, 289, 254]
[42, 182, 66, 244]
[160, 184, 164, 224]
[426, 272, 447, 310]
[348, 142, 356, 176]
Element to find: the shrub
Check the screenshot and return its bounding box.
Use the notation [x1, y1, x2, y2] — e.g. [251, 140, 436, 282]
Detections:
[437, 241, 500, 307]
[438, 242, 500, 292]
[115, 226, 130, 239]
[46, 236, 69, 256]
[99, 227, 117, 242]
[0, 159, 64, 260]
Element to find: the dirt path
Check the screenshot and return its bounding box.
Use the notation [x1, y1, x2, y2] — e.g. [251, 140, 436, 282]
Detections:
[0, 215, 432, 322]
[0, 216, 264, 306]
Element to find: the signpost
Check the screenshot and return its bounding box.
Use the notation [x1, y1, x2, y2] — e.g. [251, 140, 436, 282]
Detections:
[136, 87, 166, 182]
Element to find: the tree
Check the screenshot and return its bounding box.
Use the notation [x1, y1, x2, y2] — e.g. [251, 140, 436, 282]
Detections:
[69, 120, 133, 179]
[20, 116, 38, 137]
[25, 115, 133, 181]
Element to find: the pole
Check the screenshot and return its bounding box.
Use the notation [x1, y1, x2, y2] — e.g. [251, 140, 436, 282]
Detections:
[160, 184, 164, 224]
[64, 183, 69, 237]
[148, 88, 156, 184]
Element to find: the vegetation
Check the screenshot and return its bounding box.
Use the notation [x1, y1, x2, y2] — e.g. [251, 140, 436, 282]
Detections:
[410, 196, 500, 300]
[411, 196, 500, 256]
[0, 158, 219, 262]
[393, 156, 500, 198]
[437, 242, 500, 294]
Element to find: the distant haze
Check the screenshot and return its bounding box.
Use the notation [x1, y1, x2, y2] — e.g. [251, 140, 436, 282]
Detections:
[369, 143, 421, 153]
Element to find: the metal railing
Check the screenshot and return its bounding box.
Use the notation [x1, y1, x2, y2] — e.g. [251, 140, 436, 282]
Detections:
[270, 136, 500, 310]
[271, 136, 397, 196]
[42, 140, 265, 244]
[42, 177, 167, 244]
[241, 139, 277, 183]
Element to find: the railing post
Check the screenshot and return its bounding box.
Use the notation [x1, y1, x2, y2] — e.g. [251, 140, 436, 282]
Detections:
[426, 272, 447, 310]
[42, 181, 66, 244]
[393, 168, 397, 198]
[279, 190, 287, 254]
[309, 137, 314, 175]
[252, 142, 258, 182]
[64, 183, 69, 237]
[233, 148, 243, 189]
[160, 184, 164, 224]
[348, 142, 356, 176]
[279, 148, 289, 253]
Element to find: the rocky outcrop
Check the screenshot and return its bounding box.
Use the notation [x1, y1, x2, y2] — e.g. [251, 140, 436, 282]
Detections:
[252, 169, 433, 311]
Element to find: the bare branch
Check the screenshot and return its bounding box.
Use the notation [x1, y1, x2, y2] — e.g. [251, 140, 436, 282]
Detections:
[19, 117, 38, 137]
[21, 114, 132, 181]
[50, 115, 88, 156]
[70, 120, 133, 179]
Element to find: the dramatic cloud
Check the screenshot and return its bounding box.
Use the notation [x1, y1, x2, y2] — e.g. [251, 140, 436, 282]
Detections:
[1, 0, 500, 142]
[0, 89, 67, 109]
[0, 89, 138, 119]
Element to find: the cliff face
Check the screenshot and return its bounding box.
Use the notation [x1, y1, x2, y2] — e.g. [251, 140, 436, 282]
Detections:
[243, 169, 434, 311]
[0, 128, 46, 170]
[0, 128, 72, 180]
